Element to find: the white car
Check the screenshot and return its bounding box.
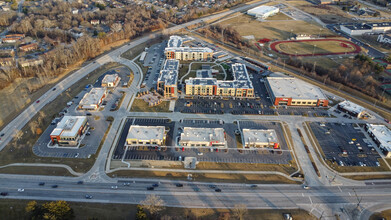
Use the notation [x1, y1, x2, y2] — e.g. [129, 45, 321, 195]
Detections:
[303, 185, 310, 190]
[111, 186, 118, 189]
[17, 188, 24, 192]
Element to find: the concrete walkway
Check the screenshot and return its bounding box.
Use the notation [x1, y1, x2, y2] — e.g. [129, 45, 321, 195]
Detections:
[0, 163, 83, 176]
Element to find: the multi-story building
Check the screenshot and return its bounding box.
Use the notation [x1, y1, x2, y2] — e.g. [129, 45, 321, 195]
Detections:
[340, 22, 391, 36]
[365, 124, 391, 157]
[265, 76, 328, 107]
[0, 57, 14, 66]
[157, 59, 179, 98]
[101, 74, 121, 88]
[242, 129, 279, 148]
[185, 63, 254, 98]
[179, 127, 226, 147]
[164, 35, 213, 61]
[126, 125, 166, 146]
[50, 116, 88, 146]
[78, 87, 107, 110]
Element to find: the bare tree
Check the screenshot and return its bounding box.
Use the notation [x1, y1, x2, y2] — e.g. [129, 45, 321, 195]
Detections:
[111, 23, 122, 33]
[232, 204, 248, 220]
[140, 194, 165, 217]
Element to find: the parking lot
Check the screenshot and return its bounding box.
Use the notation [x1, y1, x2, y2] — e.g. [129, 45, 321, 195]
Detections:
[141, 41, 166, 90]
[309, 122, 381, 167]
[112, 118, 292, 165]
[33, 116, 110, 158]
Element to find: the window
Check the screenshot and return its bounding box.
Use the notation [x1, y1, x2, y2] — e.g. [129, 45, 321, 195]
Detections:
[292, 101, 296, 104]
[302, 102, 306, 104]
[297, 102, 301, 104]
[132, 141, 137, 144]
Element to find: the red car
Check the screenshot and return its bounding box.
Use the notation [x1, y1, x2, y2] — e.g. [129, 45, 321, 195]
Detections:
[36, 100, 40, 103]
[182, 147, 185, 152]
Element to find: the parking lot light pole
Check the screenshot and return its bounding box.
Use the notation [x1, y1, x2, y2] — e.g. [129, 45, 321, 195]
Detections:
[312, 45, 317, 56]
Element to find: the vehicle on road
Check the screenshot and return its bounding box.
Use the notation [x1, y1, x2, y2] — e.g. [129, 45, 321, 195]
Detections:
[209, 185, 216, 189]
[152, 183, 159, 187]
[176, 183, 183, 187]
[147, 187, 154, 190]
[0, 192, 8, 196]
[52, 88, 56, 91]
[111, 186, 118, 189]
[250, 185, 257, 188]
[303, 185, 310, 190]
[36, 100, 40, 103]
[39, 182, 45, 186]
[77, 181, 83, 184]
[85, 195, 93, 199]
[51, 185, 58, 188]
[123, 182, 130, 186]
[215, 188, 222, 192]
[17, 188, 24, 192]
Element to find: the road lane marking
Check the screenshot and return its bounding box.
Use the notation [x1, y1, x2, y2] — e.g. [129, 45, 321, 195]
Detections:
[309, 196, 313, 205]
[338, 186, 342, 192]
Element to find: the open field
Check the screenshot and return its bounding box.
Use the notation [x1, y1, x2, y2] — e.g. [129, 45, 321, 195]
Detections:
[0, 63, 121, 175]
[265, 12, 293, 21]
[294, 3, 355, 24]
[130, 99, 171, 112]
[121, 37, 164, 61]
[110, 170, 299, 184]
[0, 199, 315, 220]
[271, 39, 360, 56]
[218, 14, 333, 40]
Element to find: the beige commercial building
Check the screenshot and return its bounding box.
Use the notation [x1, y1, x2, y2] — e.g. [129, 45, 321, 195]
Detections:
[78, 87, 107, 110]
[179, 127, 226, 147]
[165, 35, 213, 61]
[242, 129, 279, 148]
[126, 125, 166, 146]
[102, 74, 121, 88]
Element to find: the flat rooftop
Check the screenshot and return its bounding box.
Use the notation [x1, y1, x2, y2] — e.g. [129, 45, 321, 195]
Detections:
[102, 74, 119, 84]
[266, 76, 327, 100]
[338, 100, 366, 114]
[196, 69, 212, 78]
[158, 59, 179, 86]
[165, 47, 213, 53]
[79, 87, 107, 106]
[242, 129, 278, 144]
[51, 116, 87, 138]
[127, 125, 165, 141]
[185, 77, 217, 86]
[366, 124, 391, 151]
[181, 127, 225, 143]
[247, 5, 279, 15]
[342, 23, 372, 30]
[167, 35, 183, 48]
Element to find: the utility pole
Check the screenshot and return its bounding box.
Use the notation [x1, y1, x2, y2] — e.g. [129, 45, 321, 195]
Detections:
[353, 188, 362, 211]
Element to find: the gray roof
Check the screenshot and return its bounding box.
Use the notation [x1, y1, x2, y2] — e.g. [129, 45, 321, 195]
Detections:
[158, 59, 179, 86]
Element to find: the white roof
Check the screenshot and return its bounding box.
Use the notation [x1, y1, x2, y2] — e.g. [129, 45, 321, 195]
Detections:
[366, 124, 391, 151]
[102, 74, 119, 84]
[165, 47, 213, 53]
[79, 87, 106, 106]
[247, 5, 279, 16]
[50, 116, 87, 138]
[242, 129, 278, 144]
[338, 100, 366, 114]
[126, 125, 165, 141]
[181, 127, 225, 143]
[266, 76, 327, 100]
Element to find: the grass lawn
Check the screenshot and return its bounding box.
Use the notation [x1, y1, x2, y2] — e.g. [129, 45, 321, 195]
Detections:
[370, 209, 391, 220]
[0, 63, 120, 175]
[0, 199, 315, 220]
[178, 63, 190, 80]
[196, 161, 298, 175]
[130, 99, 171, 112]
[275, 40, 356, 55]
[110, 170, 299, 184]
[0, 166, 75, 177]
[218, 14, 333, 40]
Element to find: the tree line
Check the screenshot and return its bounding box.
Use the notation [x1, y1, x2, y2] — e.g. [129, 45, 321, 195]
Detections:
[198, 24, 250, 48]
[285, 54, 384, 100]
